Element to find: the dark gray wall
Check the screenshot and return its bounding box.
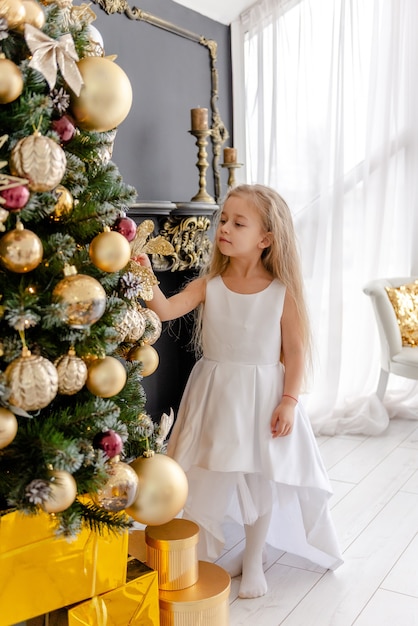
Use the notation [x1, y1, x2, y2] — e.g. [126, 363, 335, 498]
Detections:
[93, 0, 232, 203]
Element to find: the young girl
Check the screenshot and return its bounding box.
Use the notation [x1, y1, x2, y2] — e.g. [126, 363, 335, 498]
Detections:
[136, 184, 343, 599]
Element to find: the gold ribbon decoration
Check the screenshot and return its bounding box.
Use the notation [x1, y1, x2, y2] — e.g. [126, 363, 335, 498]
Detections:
[24, 24, 84, 96]
[128, 220, 175, 301]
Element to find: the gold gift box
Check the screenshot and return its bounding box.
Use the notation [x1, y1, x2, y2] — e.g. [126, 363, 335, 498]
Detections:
[0, 510, 128, 626]
[68, 558, 160, 626]
[145, 519, 199, 590]
[159, 561, 231, 626]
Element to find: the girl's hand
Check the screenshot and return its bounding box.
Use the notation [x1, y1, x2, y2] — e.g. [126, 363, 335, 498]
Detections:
[270, 401, 295, 438]
[132, 252, 152, 268]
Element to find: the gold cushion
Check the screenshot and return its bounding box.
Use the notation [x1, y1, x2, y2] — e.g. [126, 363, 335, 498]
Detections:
[385, 281, 418, 346]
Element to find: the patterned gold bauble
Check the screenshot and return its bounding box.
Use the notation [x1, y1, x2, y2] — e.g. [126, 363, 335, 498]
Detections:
[54, 348, 88, 395]
[0, 57, 24, 104]
[70, 56, 133, 132]
[5, 347, 58, 411]
[126, 452, 188, 526]
[139, 307, 162, 345]
[89, 228, 131, 273]
[52, 267, 107, 329]
[127, 343, 159, 377]
[10, 131, 66, 192]
[42, 469, 77, 513]
[0, 0, 25, 29]
[86, 356, 127, 398]
[116, 306, 146, 343]
[0, 407, 18, 448]
[21, 0, 45, 28]
[0, 221, 43, 273]
[93, 459, 139, 512]
[52, 185, 73, 220]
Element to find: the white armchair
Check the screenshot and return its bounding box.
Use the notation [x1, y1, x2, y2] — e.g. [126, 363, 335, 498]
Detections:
[363, 277, 418, 399]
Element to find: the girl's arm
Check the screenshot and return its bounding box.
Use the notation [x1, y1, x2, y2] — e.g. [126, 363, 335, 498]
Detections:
[271, 291, 305, 438]
[135, 253, 205, 321]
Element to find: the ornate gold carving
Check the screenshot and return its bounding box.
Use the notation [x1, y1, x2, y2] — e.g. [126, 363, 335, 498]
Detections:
[152, 216, 212, 272]
[93, 0, 128, 14]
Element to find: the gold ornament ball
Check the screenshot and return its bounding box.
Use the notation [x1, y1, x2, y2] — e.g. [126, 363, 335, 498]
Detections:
[21, 0, 45, 28]
[89, 230, 132, 273]
[124, 308, 146, 343]
[0, 224, 43, 273]
[5, 350, 58, 411]
[0, 58, 23, 104]
[93, 461, 139, 512]
[0, 407, 18, 448]
[52, 185, 73, 220]
[126, 453, 188, 526]
[52, 273, 107, 329]
[70, 56, 133, 132]
[139, 307, 162, 345]
[0, 0, 26, 29]
[55, 351, 88, 395]
[42, 470, 77, 513]
[127, 343, 159, 377]
[86, 356, 127, 397]
[10, 131, 66, 192]
[116, 306, 146, 343]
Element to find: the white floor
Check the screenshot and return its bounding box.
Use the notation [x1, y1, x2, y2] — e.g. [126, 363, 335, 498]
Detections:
[216, 416, 418, 626]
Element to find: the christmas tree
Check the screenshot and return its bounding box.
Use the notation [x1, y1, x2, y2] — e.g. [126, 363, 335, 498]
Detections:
[0, 0, 171, 537]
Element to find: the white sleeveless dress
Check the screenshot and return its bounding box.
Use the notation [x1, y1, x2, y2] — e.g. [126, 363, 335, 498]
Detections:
[167, 276, 343, 570]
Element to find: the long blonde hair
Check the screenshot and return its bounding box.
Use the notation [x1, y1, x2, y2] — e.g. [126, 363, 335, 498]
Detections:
[195, 184, 312, 374]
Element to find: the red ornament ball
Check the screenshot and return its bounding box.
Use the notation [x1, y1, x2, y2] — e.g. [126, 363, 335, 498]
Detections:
[52, 115, 76, 144]
[0, 185, 30, 210]
[94, 429, 123, 458]
[113, 215, 137, 242]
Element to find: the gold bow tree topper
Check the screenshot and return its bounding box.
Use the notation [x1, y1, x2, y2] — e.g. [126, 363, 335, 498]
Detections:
[129, 220, 174, 300]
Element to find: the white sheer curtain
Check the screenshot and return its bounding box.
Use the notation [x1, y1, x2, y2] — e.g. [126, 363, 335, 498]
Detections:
[231, 0, 418, 434]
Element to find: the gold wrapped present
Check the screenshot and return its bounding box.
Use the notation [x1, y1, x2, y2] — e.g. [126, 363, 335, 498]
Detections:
[145, 519, 200, 590]
[0, 510, 128, 626]
[68, 558, 159, 625]
[159, 561, 231, 626]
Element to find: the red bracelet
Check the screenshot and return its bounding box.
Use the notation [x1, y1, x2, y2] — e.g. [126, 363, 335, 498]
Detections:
[282, 393, 298, 404]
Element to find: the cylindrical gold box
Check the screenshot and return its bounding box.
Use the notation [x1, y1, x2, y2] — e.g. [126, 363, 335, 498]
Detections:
[159, 561, 231, 626]
[145, 519, 199, 590]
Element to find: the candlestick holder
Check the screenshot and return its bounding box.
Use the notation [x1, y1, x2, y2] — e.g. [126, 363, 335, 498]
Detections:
[221, 162, 243, 189]
[189, 129, 216, 204]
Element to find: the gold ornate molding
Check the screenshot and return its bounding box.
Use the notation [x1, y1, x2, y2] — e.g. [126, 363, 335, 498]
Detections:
[153, 215, 212, 272]
[129, 202, 217, 272]
[92, 0, 229, 202]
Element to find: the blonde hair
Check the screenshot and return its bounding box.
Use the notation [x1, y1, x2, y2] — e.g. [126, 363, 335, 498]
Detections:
[194, 184, 312, 375]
